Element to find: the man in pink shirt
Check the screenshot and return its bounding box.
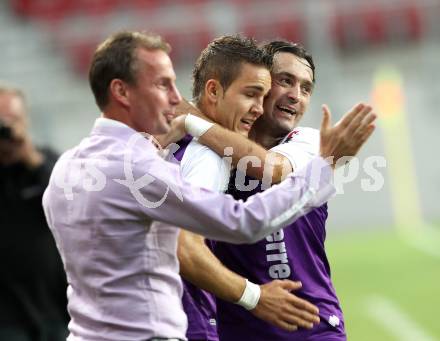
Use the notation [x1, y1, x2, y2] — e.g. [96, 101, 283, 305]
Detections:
[43, 31, 374, 341]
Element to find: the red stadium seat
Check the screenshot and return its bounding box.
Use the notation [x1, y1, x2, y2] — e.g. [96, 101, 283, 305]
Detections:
[363, 6, 386, 44]
[405, 3, 423, 40]
[12, 0, 122, 21]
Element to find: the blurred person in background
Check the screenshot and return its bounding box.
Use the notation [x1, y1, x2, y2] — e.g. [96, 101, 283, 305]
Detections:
[0, 84, 68, 341]
[173, 40, 375, 341]
[167, 35, 320, 341]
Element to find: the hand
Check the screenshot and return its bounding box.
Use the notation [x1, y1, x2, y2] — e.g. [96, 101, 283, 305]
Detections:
[319, 103, 376, 167]
[20, 142, 43, 168]
[0, 140, 42, 168]
[168, 114, 187, 142]
[251, 280, 320, 332]
[154, 114, 187, 148]
[0, 120, 42, 168]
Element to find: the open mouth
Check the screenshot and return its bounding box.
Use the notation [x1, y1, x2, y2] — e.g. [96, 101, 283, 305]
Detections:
[276, 105, 296, 116]
[240, 118, 255, 130]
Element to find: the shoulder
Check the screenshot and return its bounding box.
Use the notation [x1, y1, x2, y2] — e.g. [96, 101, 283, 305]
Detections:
[274, 126, 320, 154]
[270, 127, 320, 170]
[181, 140, 223, 166]
[180, 140, 230, 191]
[281, 127, 319, 145]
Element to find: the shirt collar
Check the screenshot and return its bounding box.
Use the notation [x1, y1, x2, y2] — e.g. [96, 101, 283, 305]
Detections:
[91, 116, 159, 153]
[94, 117, 131, 130]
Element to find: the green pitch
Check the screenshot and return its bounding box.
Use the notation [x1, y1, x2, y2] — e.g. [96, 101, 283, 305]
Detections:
[326, 227, 440, 341]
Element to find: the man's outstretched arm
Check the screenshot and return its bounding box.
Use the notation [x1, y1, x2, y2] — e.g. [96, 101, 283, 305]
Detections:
[174, 99, 290, 183]
[177, 99, 376, 184]
[199, 125, 291, 183]
[140, 101, 375, 243]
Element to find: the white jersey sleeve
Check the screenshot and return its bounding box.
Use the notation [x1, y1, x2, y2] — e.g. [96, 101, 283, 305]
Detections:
[180, 140, 230, 192]
[270, 127, 320, 171]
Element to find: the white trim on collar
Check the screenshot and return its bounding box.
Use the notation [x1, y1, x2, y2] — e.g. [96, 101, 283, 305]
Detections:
[94, 117, 130, 129]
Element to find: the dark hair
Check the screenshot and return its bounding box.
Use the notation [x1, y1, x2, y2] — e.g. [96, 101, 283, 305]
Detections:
[192, 35, 272, 103]
[89, 31, 171, 110]
[262, 40, 315, 83]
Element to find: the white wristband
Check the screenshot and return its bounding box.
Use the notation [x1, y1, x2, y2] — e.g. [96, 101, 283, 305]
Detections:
[236, 279, 261, 310]
[184, 114, 214, 138]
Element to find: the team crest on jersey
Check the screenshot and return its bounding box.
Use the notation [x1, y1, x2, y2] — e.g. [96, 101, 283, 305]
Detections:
[282, 130, 300, 144]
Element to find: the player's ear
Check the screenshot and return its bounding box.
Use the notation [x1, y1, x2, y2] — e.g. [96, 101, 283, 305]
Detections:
[109, 79, 130, 108]
[205, 79, 222, 104]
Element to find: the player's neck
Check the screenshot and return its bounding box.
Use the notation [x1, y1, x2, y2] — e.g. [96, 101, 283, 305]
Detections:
[196, 100, 217, 124]
[251, 122, 283, 149]
[102, 107, 135, 130]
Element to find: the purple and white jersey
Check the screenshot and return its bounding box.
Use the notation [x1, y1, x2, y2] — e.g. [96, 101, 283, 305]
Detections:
[175, 136, 230, 341]
[214, 127, 346, 341]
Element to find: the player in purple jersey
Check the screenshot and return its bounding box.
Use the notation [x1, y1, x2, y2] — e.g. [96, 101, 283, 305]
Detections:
[173, 36, 322, 341]
[214, 41, 347, 341]
[171, 40, 376, 340]
[178, 36, 271, 341]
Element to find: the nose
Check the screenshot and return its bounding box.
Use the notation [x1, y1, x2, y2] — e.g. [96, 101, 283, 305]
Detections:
[287, 84, 300, 104]
[251, 99, 264, 119]
[169, 84, 182, 105]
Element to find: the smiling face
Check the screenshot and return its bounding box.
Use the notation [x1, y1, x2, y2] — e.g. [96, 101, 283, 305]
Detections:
[213, 62, 271, 136]
[126, 48, 182, 135]
[261, 52, 314, 136]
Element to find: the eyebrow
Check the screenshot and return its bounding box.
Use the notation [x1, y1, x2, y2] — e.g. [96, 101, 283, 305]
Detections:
[275, 71, 314, 89]
[159, 75, 176, 81]
[244, 85, 267, 93]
